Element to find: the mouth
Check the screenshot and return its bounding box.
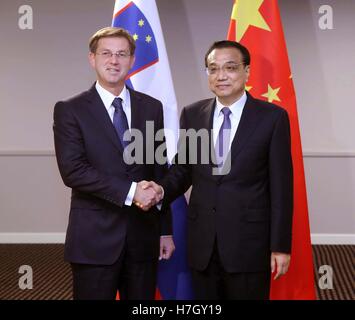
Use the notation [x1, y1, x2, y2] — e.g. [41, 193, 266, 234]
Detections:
[106, 67, 120, 74]
[216, 84, 230, 90]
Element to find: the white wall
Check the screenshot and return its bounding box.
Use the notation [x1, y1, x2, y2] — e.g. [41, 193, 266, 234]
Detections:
[0, 0, 354, 243]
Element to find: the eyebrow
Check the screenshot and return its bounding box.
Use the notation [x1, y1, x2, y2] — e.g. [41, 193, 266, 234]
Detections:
[98, 48, 128, 52]
[208, 60, 239, 66]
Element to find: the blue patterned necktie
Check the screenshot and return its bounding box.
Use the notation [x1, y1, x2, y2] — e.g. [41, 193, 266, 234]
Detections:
[112, 97, 130, 149]
[216, 107, 232, 167]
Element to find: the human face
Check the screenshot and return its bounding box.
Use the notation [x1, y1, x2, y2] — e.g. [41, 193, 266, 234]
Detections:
[89, 37, 135, 95]
[206, 47, 250, 106]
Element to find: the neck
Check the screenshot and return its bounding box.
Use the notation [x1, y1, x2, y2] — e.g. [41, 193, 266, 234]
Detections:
[98, 81, 124, 96]
[218, 92, 245, 107]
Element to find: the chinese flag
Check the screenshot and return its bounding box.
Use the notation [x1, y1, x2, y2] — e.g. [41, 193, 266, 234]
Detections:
[227, 0, 316, 299]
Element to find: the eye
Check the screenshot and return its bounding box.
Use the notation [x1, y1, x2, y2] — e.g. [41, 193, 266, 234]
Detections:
[225, 65, 236, 72]
[101, 51, 110, 57]
[208, 67, 218, 73]
[117, 51, 130, 58]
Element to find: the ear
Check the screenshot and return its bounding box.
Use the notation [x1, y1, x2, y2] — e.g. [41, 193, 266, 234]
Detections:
[245, 65, 250, 82]
[129, 55, 136, 69]
[88, 52, 95, 69]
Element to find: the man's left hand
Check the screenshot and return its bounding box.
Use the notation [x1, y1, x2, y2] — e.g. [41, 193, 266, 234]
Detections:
[159, 236, 175, 260]
[271, 252, 291, 280]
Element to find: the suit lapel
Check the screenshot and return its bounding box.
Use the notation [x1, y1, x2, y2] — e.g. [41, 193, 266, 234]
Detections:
[206, 99, 218, 166]
[229, 93, 261, 161]
[198, 99, 218, 176]
[200, 98, 215, 133]
[128, 88, 144, 134]
[127, 88, 147, 173]
[216, 93, 261, 181]
[85, 84, 123, 153]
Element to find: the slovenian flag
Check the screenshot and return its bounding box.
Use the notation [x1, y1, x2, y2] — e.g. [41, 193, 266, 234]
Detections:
[112, 0, 194, 299]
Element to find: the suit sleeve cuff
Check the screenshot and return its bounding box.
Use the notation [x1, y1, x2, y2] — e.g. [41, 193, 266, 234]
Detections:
[155, 186, 164, 211]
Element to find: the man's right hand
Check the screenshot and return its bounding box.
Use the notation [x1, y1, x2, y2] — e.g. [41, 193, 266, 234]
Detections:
[133, 180, 164, 211]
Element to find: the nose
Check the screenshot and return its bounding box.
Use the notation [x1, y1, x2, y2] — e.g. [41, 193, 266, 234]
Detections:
[216, 68, 228, 80]
[109, 54, 120, 63]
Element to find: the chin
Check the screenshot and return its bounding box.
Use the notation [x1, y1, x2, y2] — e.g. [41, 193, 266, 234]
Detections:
[107, 78, 122, 85]
[217, 91, 231, 97]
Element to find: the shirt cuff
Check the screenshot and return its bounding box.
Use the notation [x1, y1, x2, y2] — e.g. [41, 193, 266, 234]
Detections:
[125, 182, 137, 206]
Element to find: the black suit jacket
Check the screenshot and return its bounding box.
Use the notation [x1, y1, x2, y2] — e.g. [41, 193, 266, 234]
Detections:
[161, 93, 293, 273]
[53, 84, 171, 265]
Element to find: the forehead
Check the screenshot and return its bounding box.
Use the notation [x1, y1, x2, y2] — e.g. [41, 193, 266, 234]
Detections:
[96, 36, 130, 50]
[207, 47, 243, 65]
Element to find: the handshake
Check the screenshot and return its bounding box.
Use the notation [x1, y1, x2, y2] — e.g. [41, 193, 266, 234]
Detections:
[133, 180, 164, 211]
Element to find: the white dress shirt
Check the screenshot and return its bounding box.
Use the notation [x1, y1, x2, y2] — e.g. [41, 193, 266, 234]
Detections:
[212, 91, 247, 153]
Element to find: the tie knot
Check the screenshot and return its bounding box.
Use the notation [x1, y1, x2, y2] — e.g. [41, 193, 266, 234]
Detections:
[221, 107, 231, 118]
[112, 97, 123, 111]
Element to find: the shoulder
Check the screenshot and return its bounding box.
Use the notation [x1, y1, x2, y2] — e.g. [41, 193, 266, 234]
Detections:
[129, 88, 162, 107]
[247, 94, 288, 121]
[250, 94, 286, 112]
[54, 87, 92, 110]
[183, 98, 214, 112]
[53, 86, 96, 123]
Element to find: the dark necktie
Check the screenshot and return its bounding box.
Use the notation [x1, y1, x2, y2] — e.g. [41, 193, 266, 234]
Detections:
[215, 107, 232, 167]
[112, 97, 130, 149]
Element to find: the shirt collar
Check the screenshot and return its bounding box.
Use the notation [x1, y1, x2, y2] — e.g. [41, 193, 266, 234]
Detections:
[95, 81, 128, 112]
[215, 91, 247, 117]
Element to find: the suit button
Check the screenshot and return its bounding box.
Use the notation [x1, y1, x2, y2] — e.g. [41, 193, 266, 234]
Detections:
[216, 181, 221, 186]
[212, 207, 216, 213]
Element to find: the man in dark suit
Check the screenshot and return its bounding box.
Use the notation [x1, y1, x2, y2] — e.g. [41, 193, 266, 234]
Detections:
[143, 40, 293, 299]
[53, 27, 174, 300]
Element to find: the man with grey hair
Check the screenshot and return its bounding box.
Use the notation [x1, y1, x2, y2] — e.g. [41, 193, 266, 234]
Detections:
[143, 40, 293, 300]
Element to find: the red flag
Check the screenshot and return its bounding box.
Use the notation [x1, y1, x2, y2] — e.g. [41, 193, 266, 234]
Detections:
[227, 0, 316, 299]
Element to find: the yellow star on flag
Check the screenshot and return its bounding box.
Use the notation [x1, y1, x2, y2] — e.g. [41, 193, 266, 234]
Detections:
[261, 84, 281, 103]
[245, 85, 252, 92]
[133, 33, 139, 41]
[231, 0, 271, 41]
[145, 35, 152, 43]
[138, 19, 145, 27]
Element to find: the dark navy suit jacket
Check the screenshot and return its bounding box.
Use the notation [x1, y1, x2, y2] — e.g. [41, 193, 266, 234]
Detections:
[161, 93, 293, 272]
[53, 84, 171, 265]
